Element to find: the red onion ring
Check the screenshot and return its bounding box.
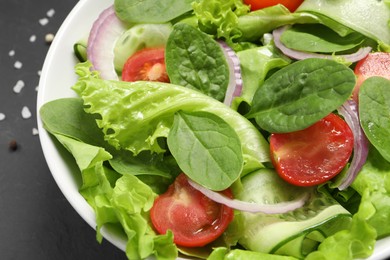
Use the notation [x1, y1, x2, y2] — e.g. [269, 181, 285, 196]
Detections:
[273, 26, 372, 63]
[188, 179, 309, 214]
[87, 5, 127, 80]
[218, 41, 243, 107]
[337, 100, 369, 190]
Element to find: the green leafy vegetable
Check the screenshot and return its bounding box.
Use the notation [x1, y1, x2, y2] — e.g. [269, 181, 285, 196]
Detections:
[165, 23, 230, 101]
[236, 5, 319, 43]
[114, 0, 193, 23]
[167, 111, 243, 191]
[235, 44, 291, 110]
[359, 76, 390, 163]
[352, 146, 390, 238]
[192, 0, 250, 48]
[247, 58, 356, 133]
[72, 62, 269, 175]
[297, 0, 390, 45]
[280, 24, 365, 53]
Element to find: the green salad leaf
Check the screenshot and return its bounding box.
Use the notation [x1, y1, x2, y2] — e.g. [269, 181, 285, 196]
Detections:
[235, 44, 291, 110]
[297, 0, 390, 45]
[192, 0, 250, 48]
[359, 77, 390, 163]
[165, 23, 230, 101]
[247, 58, 356, 133]
[72, 61, 270, 176]
[280, 24, 365, 53]
[40, 98, 178, 260]
[167, 111, 243, 191]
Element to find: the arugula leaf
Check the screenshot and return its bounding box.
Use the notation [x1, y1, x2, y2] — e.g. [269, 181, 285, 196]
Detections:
[165, 23, 230, 101]
[114, 0, 193, 23]
[247, 58, 355, 133]
[167, 111, 243, 191]
[359, 76, 390, 163]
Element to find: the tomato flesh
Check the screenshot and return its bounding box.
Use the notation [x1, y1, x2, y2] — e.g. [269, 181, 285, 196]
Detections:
[121, 47, 170, 83]
[243, 0, 304, 12]
[150, 173, 234, 247]
[270, 113, 354, 187]
[353, 52, 390, 102]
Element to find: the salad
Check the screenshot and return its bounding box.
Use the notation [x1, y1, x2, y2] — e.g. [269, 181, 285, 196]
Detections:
[38, 0, 390, 259]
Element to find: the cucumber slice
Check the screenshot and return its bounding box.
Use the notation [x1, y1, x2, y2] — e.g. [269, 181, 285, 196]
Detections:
[235, 169, 351, 259]
[73, 36, 88, 62]
[113, 23, 172, 73]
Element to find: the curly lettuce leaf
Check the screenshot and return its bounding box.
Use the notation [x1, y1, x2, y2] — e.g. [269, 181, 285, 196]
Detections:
[72, 61, 270, 175]
[40, 97, 178, 260]
[192, 0, 250, 48]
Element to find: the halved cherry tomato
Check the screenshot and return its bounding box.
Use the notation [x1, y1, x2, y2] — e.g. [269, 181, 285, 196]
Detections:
[270, 113, 354, 187]
[352, 52, 390, 102]
[243, 0, 304, 12]
[150, 173, 234, 247]
[121, 47, 170, 82]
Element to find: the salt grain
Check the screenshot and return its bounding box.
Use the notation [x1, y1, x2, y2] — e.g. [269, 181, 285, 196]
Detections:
[37, 70, 41, 76]
[13, 80, 25, 93]
[35, 86, 39, 92]
[45, 33, 54, 43]
[14, 61, 23, 69]
[32, 128, 39, 135]
[39, 18, 49, 26]
[47, 8, 55, 17]
[0, 113, 5, 121]
[8, 50, 15, 57]
[21, 106, 32, 119]
[29, 35, 36, 42]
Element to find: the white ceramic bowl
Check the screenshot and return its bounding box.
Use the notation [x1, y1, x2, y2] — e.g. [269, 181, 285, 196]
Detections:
[37, 0, 390, 259]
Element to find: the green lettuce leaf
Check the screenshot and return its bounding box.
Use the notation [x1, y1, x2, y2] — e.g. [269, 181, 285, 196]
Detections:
[235, 44, 291, 110]
[192, 0, 250, 49]
[297, 0, 390, 45]
[72, 61, 270, 175]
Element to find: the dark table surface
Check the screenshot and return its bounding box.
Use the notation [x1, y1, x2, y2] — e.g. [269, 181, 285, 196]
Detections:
[0, 0, 126, 259]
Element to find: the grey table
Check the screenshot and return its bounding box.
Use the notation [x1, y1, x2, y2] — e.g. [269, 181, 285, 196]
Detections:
[0, 0, 126, 259]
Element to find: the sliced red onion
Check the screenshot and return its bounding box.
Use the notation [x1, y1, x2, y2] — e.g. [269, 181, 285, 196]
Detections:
[273, 26, 372, 63]
[87, 5, 127, 80]
[188, 179, 309, 214]
[337, 100, 369, 190]
[218, 41, 243, 107]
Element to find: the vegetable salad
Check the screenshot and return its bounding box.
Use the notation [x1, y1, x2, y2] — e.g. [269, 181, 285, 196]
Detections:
[40, 0, 390, 259]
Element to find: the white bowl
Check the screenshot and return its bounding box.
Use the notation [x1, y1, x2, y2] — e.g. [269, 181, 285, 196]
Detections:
[36, 0, 390, 259]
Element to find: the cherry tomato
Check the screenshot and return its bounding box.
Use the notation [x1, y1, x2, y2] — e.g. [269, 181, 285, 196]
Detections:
[121, 47, 170, 82]
[270, 113, 354, 187]
[352, 52, 390, 102]
[150, 173, 234, 247]
[243, 0, 304, 12]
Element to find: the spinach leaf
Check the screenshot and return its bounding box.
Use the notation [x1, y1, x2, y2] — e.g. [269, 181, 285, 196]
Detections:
[114, 0, 193, 23]
[167, 110, 243, 191]
[280, 24, 365, 53]
[247, 58, 355, 133]
[359, 76, 390, 163]
[165, 23, 230, 101]
[40, 97, 107, 147]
